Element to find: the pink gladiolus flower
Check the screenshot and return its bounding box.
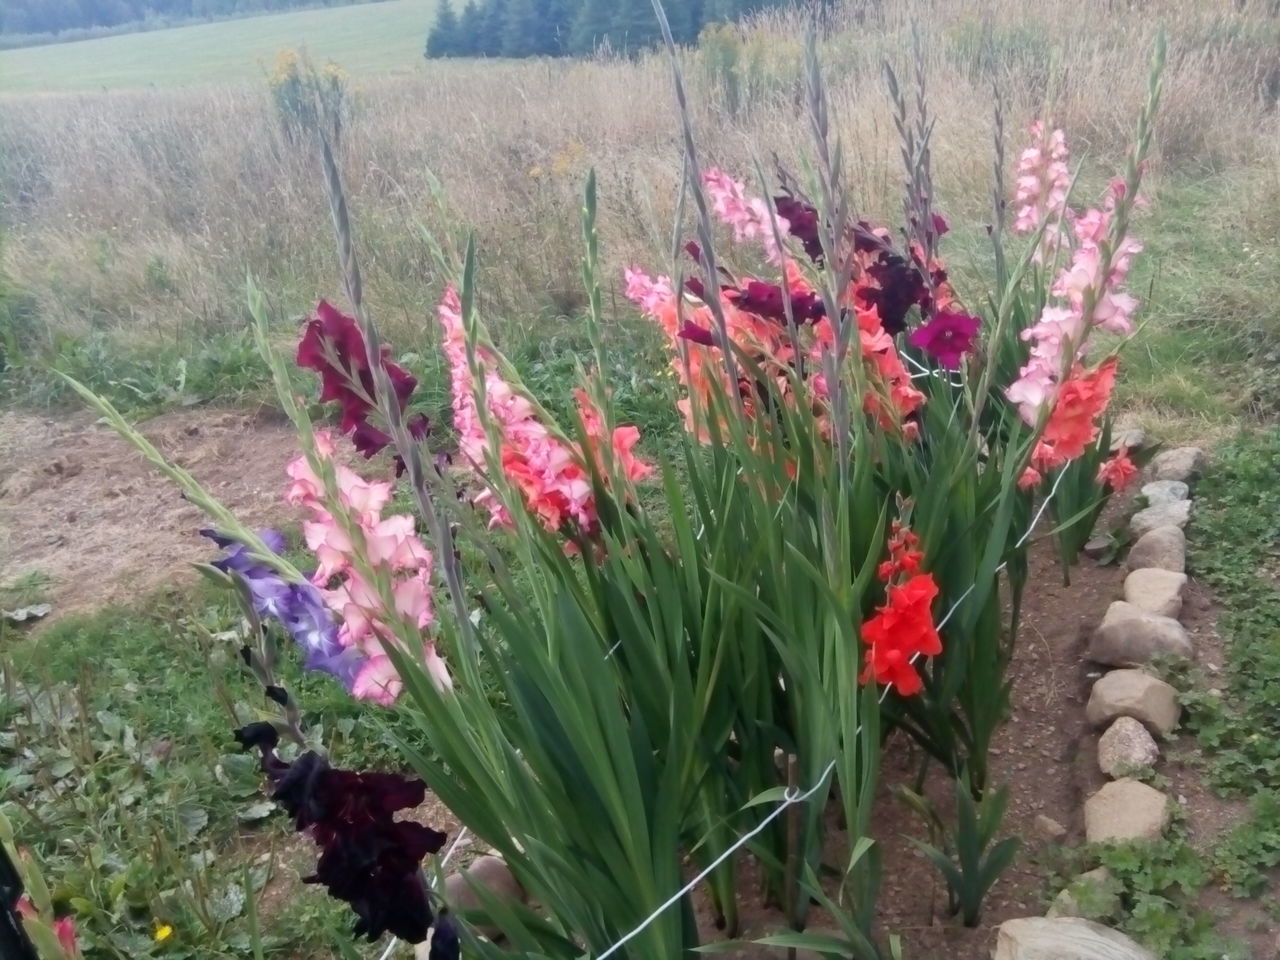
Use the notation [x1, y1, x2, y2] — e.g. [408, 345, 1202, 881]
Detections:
[1006, 356, 1060, 425]
[352, 655, 403, 706]
[1013, 122, 1071, 235]
[438, 285, 651, 545]
[424, 642, 453, 692]
[54, 917, 80, 958]
[1053, 244, 1103, 309]
[703, 168, 790, 263]
[287, 437, 446, 707]
[1092, 290, 1140, 335]
[624, 268, 674, 317]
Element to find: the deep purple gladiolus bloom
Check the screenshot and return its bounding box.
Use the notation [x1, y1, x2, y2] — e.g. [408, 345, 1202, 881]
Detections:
[203, 529, 365, 690]
[773, 193, 824, 262]
[235, 725, 448, 945]
[907, 310, 982, 370]
[860, 253, 931, 336]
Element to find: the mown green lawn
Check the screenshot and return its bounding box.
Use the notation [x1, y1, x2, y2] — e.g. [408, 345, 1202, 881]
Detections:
[0, 0, 436, 93]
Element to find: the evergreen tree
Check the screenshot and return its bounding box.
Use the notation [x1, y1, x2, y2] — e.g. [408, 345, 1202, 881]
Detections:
[456, 0, 484, 55]
[500, 0, 542, 57]
[425, 0, 460, 58]
[569, 0, 614, 55]
[479, 0, 508, 56]
[609, 0, 659, 54]
[702, 0, 740, 23]
[664, 0, 703, 43]
[540, 0, 579, 54]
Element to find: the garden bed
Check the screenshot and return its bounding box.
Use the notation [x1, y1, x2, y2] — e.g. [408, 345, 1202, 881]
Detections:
[5, 405, 1235, 960]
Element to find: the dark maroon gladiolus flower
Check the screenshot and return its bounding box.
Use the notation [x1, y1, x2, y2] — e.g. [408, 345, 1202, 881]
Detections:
[429, 910, 461, 960]
[297, 301, 426, 460]
[729, 280, 826, 324]
[932, 213, 950, 238]
[858, 253, 931, 335]
[677, 321, 717, 346]
[772, 194, 824, 263]
[684, 276, 707, 300]
[237, 732, 447, 944]
[908, 310, 982, 370]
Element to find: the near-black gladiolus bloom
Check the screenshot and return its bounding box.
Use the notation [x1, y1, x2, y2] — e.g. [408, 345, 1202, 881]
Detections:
[236, 733, 447, 943]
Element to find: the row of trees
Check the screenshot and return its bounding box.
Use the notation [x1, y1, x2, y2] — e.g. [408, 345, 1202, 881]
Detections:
[425, 0, 822, 59]
[0, 0, 364, 37]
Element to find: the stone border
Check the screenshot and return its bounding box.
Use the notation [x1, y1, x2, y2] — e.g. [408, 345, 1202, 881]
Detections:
[993, 446, 1207, 959]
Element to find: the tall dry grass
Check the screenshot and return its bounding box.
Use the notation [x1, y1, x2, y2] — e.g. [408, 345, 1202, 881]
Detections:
[2, 0, 1279, 351]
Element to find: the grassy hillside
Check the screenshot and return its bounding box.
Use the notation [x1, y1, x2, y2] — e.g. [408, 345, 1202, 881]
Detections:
[0, 0, 435, 92]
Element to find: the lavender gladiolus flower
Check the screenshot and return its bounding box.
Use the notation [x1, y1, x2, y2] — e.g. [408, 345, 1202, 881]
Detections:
[202, 529, 366, 691]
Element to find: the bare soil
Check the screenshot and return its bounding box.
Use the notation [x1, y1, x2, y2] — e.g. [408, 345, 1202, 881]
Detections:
[0, 407, 301, 615]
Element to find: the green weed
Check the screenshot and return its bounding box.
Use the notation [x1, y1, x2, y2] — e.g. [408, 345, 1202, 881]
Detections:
[1, 570, 53, 610]
[1, 585, 427, 958]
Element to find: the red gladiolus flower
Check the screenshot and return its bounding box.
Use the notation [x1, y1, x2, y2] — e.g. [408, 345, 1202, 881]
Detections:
[1036, 357, 1119, 469]
[859, 572, 942, 696]
[878, 523, 924, 583]
[297, 301, 423, 461]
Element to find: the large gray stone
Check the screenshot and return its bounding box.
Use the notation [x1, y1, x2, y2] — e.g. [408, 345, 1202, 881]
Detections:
[1086, 668, 1180, 736]
[1084, 779, 1171, 843]
[1141, 480, 1189, 506]
[1046, 867, 1121, 920]
[1123, 568, 1187, 619]
[1130, 499, 1192, 538]
[1125, 525, 1186, 573]
[1111, 427, 1148, 453]
[1148, 446, 1206, 483]
[994, 917, 1155, 960]
[1098, 716, 1160, 777]
[438, 855, 527, 941]
[1089, 602, 1192, 666]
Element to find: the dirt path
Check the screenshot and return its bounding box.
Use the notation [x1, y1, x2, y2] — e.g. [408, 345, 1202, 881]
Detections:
[0, 407, 301, 616]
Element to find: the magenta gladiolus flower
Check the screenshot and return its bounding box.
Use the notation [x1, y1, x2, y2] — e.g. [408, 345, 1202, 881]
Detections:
[907, 311, 981, 370]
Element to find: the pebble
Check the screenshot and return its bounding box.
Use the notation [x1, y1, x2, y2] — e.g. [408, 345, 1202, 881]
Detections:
[1097, 716, 1159, 777]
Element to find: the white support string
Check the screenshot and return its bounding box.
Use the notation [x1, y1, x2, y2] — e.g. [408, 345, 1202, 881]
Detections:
[586, 472, 1067, 960]
[595, 758, 839, 960]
